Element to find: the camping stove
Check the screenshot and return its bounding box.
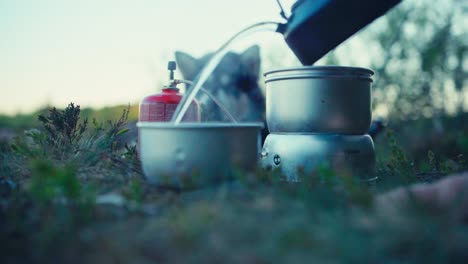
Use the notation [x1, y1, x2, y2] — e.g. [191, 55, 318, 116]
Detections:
[261, 66, 376, 181]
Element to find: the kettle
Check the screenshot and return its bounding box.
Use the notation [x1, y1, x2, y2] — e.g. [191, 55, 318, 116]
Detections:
[277, 0, 402, 65]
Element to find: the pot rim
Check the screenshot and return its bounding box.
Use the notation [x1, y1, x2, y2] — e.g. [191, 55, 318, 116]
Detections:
[264, 65, 374, 77]
[137, 122, 264, 129]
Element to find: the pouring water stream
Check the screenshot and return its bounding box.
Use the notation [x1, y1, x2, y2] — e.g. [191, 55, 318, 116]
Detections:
[171, 21, 281, 124]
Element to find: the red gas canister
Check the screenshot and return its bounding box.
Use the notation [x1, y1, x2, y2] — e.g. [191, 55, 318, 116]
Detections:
[139, 86, 200, 122]
[139, 61, 200, 122]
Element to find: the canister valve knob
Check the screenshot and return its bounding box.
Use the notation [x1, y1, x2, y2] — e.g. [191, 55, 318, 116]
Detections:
[165, 61, 194, 90]
[168, 61, 176, 81]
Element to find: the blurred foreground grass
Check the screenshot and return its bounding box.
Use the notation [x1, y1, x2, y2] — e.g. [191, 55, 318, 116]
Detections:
[1, 103, 468, 263]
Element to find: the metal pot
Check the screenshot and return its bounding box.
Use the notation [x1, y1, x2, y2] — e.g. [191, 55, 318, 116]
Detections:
[261, 133, 376, 182]
[137, 122, 263, 189]
[264, 66, 373, 134]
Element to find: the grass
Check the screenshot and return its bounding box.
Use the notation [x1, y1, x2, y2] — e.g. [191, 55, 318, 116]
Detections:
[1, 103, 468, 263]
[0, 104, 139, 132]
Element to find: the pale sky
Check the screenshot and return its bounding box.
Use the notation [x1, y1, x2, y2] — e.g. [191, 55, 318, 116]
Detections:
[0, 0, 297, 114]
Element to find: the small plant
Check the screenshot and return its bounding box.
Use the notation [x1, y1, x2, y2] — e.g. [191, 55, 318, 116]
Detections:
[427, 150, 437, 171]
[123, 178, 144, 204]
[381, 130, 417, 184]
[37, 103, 88, 156]
[457, 154, 467, 170]
[28, 160, 81, 204]
[13, 103, 136, 171]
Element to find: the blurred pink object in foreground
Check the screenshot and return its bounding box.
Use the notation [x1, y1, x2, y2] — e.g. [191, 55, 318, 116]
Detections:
[376, 172, 468, 220]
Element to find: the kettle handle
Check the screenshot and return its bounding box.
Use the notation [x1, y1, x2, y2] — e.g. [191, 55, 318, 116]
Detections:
[275, 0, 288, 20]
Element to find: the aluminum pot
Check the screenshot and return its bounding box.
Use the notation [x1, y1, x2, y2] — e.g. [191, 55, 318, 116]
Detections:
[137, 122, 263, 189]
[264, 66, 373, 134]
[261, 133, 376, 182]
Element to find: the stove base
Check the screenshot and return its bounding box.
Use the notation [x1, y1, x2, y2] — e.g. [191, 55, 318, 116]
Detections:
[261, 133, 376, 182]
